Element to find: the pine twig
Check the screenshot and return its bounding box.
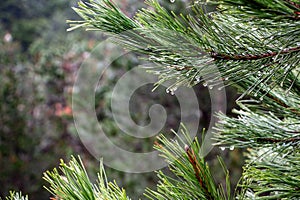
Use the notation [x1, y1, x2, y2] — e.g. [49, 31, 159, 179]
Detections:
[265, 93, 300, 116]
[184, 145, 214, 200]
[256, 136, 300, 144]
[210, 45, 300, 61]
[284, 0, 300, 10]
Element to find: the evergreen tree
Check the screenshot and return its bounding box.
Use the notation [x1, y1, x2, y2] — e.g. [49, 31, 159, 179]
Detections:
[5, 0, 300, 199]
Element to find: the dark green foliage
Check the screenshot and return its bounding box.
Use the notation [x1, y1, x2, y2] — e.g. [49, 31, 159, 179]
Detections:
[44, 156, 130, 200]
[0, 2, 92, 199]
[42, 126, 232, 200]
[0, 0, 67, 50]
[210, 0, 300, 19]
[67, 0, 300, 199]
[68, 0, 300, 94]
[1, 1, 203, 199]
[144, 126, 232, 200]
[2, 191, 28, 200]
[3, 0, 299, 199]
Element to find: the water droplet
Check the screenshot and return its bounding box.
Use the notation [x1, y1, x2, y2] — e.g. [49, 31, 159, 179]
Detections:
[170, 90, 175, 95]
[170, 0, 175, 3]
[280, 81, 284, 87]
[229, 146, 235, 150]
[259, 97, 263, 101]
[257, 71, 262, 77]
[235, 35, 241, 40]
[166, 88, 170, 93]
[220, 147, 226, 151]
[184, 144, 189, 151]
[225, 77, 229, 81]
[254, 93, 257, 97]
[209, 85, 213, 89]
[203, 82, 208, 87]
[282, 142, 286, 147]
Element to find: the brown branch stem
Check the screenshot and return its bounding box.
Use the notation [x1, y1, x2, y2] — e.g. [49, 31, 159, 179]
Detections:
[185, 145, 213, 200]
[265, 93, 300, 116]
[257, 136, 300, 144]
[284, 0, 300, 10]
[211, 46, 300, 61]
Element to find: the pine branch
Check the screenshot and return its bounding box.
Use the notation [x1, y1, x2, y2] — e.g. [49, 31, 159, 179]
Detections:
[67, 0, 138, 33]
[214, 109, 300, 149]
[145, 124, 231, 200]
[43, 156, 130, 200]
[66, 1, 300, 199]
[211, 45, 300, 61]
[40, 125, 232, 200]
[68, 0, 300, 96]
[209, 0, 300, 19]
[256, 136, 300, 144]
[2, 192, 28, 200]
[284, 0, 300, 10]
[185, 145, 214, 200]
[238, 148, 300, 199]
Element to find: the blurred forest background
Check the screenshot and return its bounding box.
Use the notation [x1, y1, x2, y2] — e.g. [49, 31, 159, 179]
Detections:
[0, 0, 242, 199]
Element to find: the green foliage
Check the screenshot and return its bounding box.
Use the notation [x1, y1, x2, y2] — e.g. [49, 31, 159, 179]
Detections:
[238, 148, 300, 199]
[69, 0, 300, 94]
[145, 125, 231, 200]
[3, 191, 28, 200]
[67, 0, 300, 199]
[0, 2, 94, 199]
[3, 0, 300, 199]
[68, 0, 138, 33]
[210, 0, 299, 19]
[1, 1, 194, 198]
[1, 1, 193, 198]
[0, 0, 68, 50]
[41, 125, 231, 200]
[43, 156, 130, 200]
[214, 108, 300, 149]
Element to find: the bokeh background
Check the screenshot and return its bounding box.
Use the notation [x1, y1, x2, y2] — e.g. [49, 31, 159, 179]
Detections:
[0, 0, 242, 199]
